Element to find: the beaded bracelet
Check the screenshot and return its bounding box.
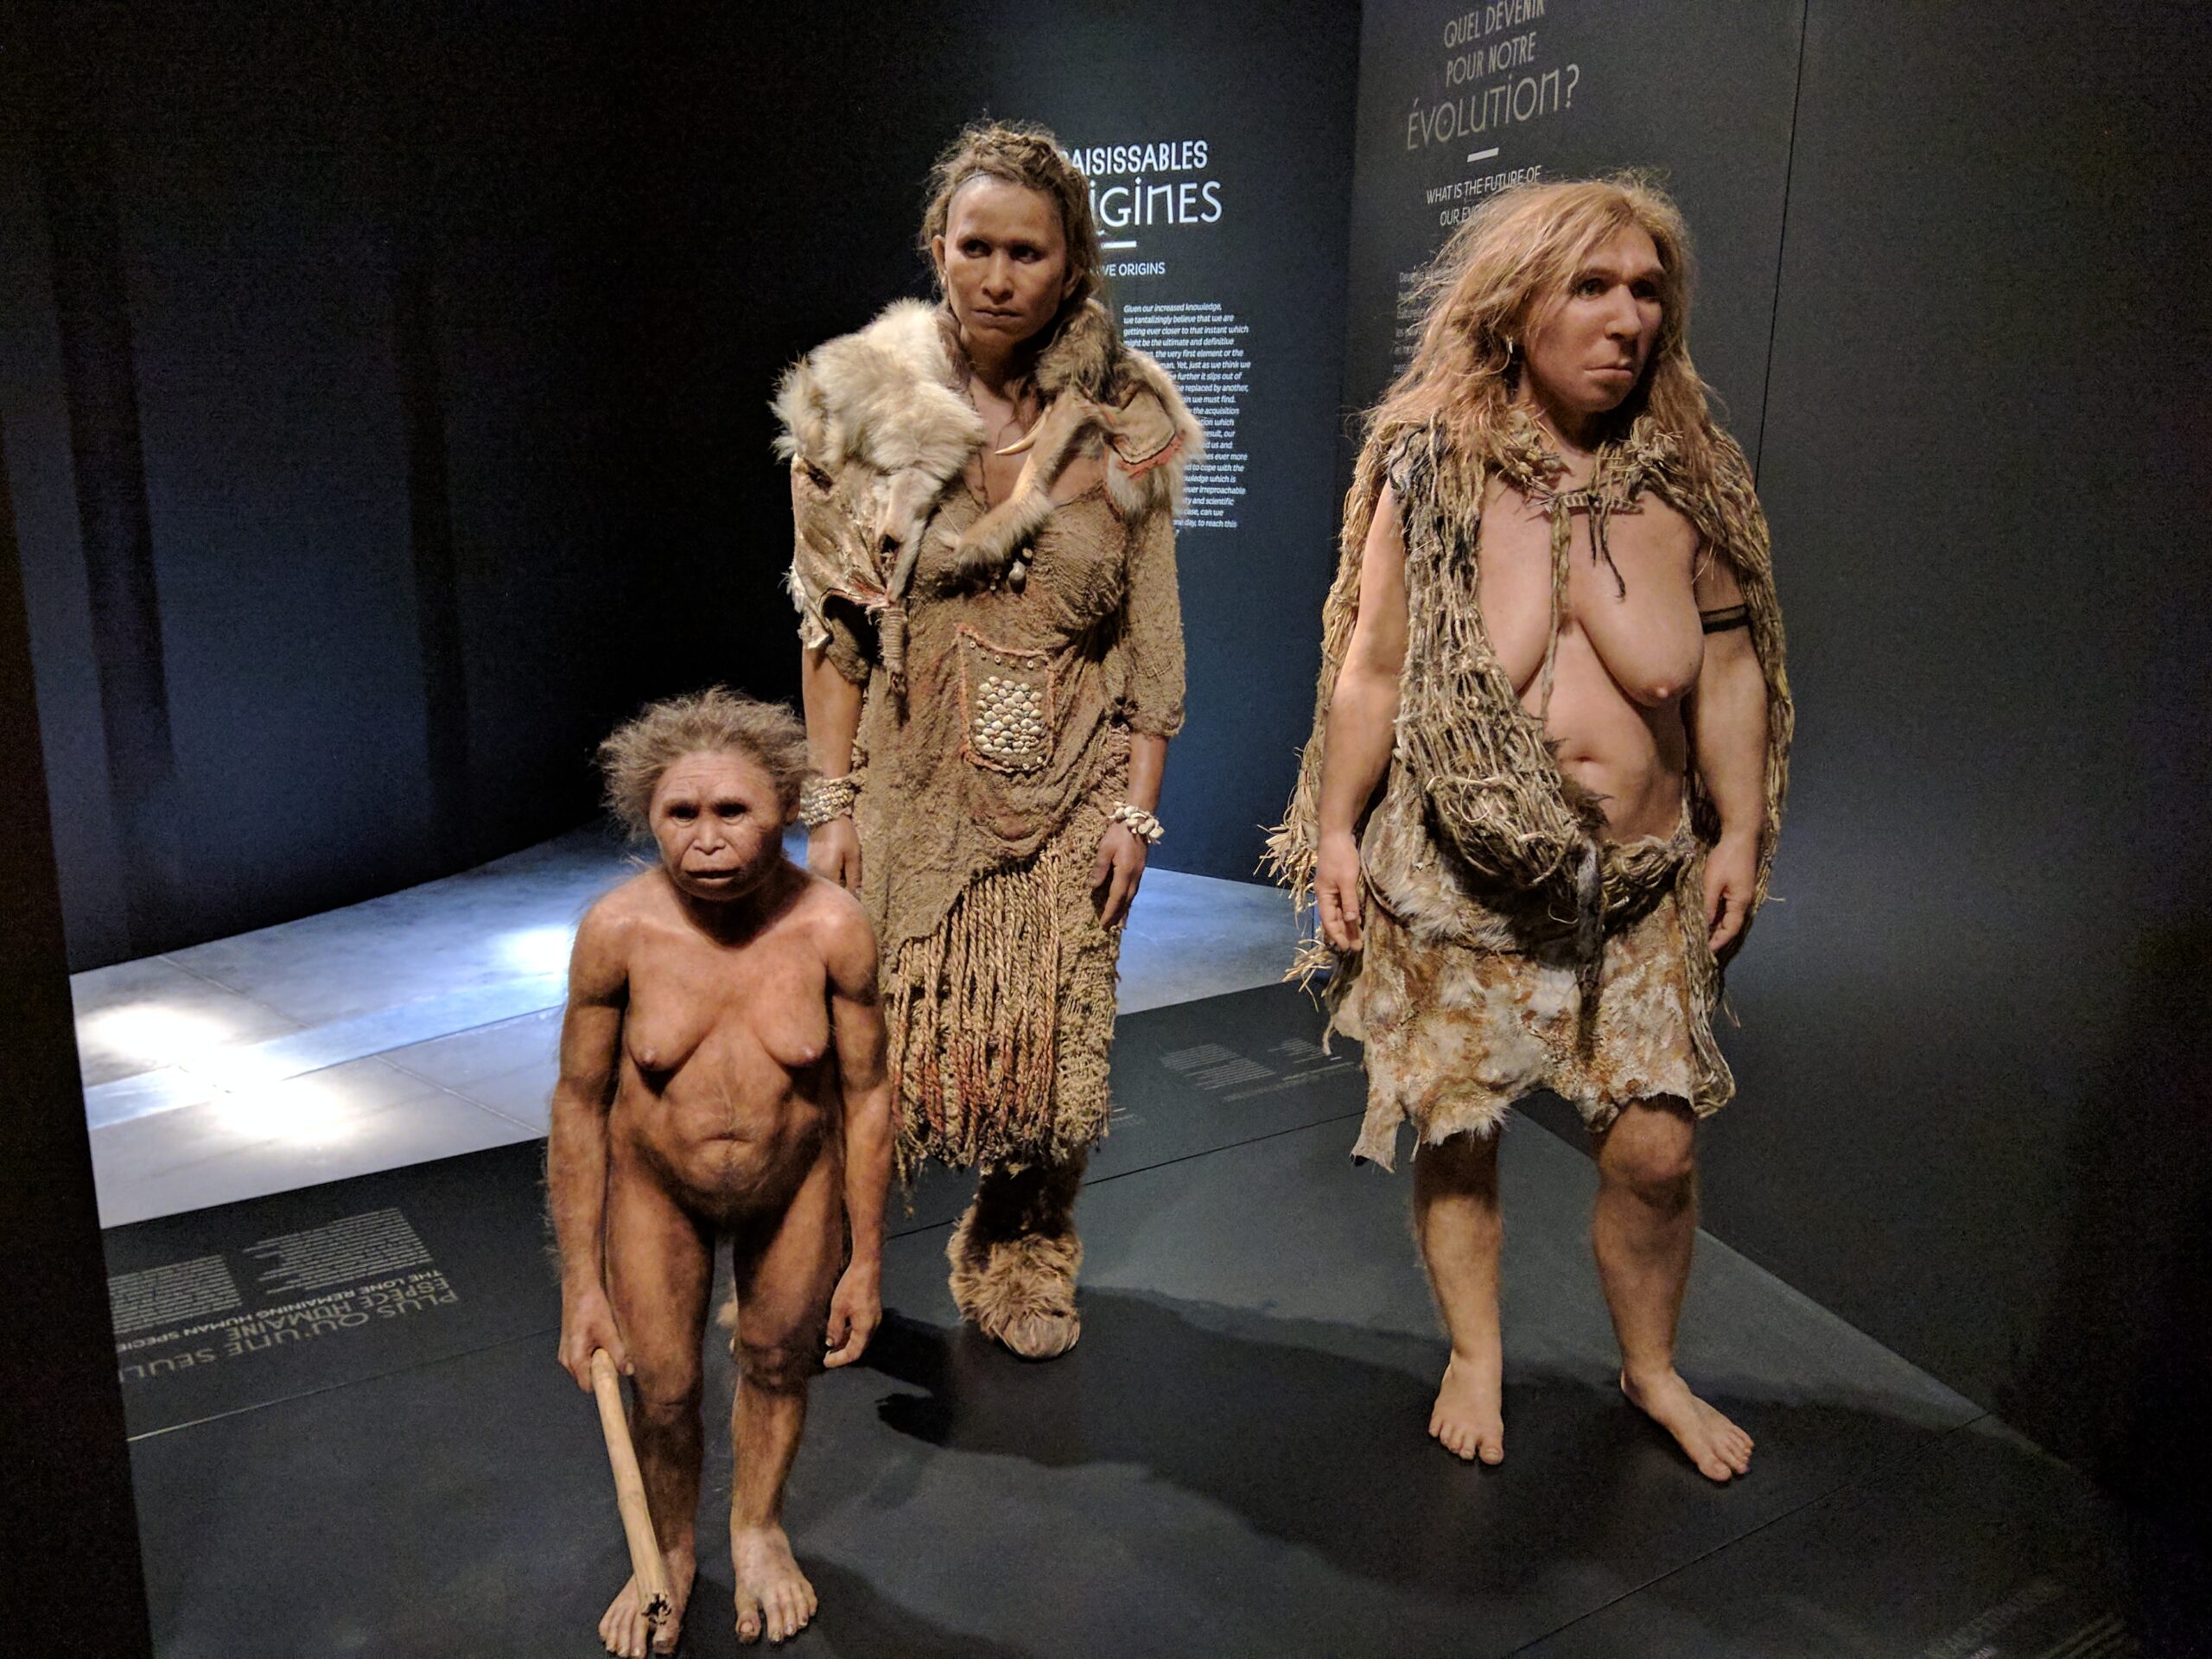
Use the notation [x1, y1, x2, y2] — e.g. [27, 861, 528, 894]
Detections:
[798, 773, 860, 829]
[1109, 803, 1165, 845]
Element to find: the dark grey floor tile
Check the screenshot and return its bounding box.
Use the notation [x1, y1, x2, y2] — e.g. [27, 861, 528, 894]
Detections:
[1514, 1416, 2140, 1659]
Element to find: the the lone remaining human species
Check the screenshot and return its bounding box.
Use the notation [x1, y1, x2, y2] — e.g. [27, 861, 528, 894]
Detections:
[549, 688, 893, 1652]
[779, 122, 1199, 1359]
[1271, 177, 1792, 1480]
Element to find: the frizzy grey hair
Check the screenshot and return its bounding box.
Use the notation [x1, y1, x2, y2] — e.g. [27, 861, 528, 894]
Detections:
[595, 686, 810, 836]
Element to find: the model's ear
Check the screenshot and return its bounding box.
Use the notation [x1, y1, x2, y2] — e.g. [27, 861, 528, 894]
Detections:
[1061, 261, 1081, 301]
[930, 233, 947, 288]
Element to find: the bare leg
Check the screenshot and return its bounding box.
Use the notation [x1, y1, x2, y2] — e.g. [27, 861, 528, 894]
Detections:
[1413, 1130, 1505, 1465]
[1591, 1098, 1753, 1481]
[728, 1149, 842, 1645]
[600, 1160, 709, 1657]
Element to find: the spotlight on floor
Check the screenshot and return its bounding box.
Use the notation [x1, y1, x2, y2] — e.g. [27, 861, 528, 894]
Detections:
[498, 925, 576, 977]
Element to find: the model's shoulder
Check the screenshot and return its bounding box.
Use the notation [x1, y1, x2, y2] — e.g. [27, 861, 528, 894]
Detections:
[793, 868, 870, 938]
[571, 870, 660, 994]
[581, 868, 669, 938]
[805, 298, 948, 376]
[791, 872, 878, 982]
[1108, 349, 1204, 467]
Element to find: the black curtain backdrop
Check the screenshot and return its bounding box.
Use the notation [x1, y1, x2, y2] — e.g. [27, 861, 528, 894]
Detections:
[0, 35, 154, 1608]
[3, 0, 2205, 1522]
[3, 2, 659, 967]
[3, 0, 1358, 969]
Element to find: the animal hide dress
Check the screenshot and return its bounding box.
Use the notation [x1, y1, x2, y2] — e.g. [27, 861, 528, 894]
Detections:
[1268, 409, 1793, 1166]
[779, 299, 1201, 1179]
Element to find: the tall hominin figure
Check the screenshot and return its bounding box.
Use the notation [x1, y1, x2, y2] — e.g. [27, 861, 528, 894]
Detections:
[1271, 176, 1792, 1478]
[779, 122, 1200, 1360]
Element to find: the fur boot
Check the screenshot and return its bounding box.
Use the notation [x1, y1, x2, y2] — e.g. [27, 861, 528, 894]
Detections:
[946, 1152, 1088, 1360]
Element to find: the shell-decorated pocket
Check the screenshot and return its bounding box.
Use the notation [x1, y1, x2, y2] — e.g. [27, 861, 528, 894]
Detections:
[957, 627, 1056, 776]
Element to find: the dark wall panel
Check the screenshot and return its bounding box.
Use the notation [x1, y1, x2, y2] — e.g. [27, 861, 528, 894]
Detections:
[416, 14, 652, 859]
[105, 7, 434, 939]
[1343, 0, 1804, 452]
[1703, 0, 2209, 1496]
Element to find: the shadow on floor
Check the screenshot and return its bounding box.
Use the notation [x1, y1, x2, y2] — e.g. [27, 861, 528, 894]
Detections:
[861, 1289, 1973, 1610]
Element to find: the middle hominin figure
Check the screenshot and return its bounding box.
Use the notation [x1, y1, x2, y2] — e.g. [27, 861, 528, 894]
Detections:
[777, 121, 1201, 1361]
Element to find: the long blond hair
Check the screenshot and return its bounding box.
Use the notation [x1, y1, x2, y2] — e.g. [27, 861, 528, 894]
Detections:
[1372, 174, 1732, 496]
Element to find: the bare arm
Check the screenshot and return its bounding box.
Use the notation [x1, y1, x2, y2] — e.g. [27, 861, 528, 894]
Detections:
[549, 900, 630, 1389]
[1690, 555, 1770, 954]
[1314, 485, 1410, 950]
[801, 645, 866, 893]
[820, 899, 892, 1368]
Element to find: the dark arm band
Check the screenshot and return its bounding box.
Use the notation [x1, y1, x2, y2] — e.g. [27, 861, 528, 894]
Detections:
[1700, 604, 1750, 634]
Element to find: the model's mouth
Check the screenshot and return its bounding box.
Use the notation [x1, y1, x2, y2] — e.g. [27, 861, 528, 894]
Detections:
[1593, 364, 1636, 377]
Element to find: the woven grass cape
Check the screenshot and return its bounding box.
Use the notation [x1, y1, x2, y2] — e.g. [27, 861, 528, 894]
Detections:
[1266, 404, 1793, 1013]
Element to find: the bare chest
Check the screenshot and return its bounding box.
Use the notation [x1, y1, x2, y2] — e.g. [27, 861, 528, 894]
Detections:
[621, 931, 830, 1085]
[1473, 478, 1704, 699]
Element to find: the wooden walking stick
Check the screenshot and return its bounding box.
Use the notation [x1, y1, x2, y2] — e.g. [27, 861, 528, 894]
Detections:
[589, 1348, 673, 1628]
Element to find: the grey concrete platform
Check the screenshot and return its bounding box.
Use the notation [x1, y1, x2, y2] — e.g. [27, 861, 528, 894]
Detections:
[75, 823, 1294, 1226]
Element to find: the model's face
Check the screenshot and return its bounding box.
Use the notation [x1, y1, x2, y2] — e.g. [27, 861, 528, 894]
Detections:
[1522, 226, 1666, 419]
[648, 750, 785, 904]
[933, 176, 1075, 355]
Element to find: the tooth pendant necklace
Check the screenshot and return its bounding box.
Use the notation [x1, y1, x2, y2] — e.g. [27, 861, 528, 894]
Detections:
[962, 370, 1041, 589]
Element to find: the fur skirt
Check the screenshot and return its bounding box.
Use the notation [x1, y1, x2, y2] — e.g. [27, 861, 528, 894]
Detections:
[1332, 885, 1732, 1169]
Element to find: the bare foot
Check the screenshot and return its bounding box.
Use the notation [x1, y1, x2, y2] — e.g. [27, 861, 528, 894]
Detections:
[1427, 1351, 1504, 1465]
[1620, 1368, 1754, 1481]
[599, 1548, 696, 1658]
[733, 1523, 817, 1645]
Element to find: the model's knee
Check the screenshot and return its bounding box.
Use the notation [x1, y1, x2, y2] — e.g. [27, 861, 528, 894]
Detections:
[1605, 1138, 1695, 1206]
[630, 1370, 703, 1427]
[736, 1333, 819, 1395]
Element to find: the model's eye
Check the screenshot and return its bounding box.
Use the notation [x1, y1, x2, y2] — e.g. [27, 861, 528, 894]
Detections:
[669, 804, 696, 821]
[1632, 280, 1662, 302]
[1012, 244, 1039, 262]
[719, 802, 747, 818]
[1578, 276, 1607, 297]
[961, 238, 990, 257]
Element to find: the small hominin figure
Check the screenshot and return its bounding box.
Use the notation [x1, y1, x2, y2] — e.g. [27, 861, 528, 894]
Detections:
[548, 689, 893, 1651]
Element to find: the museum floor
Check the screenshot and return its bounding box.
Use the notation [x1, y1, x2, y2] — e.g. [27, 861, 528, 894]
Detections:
[72, 823, 1293, 1228]
[83, 829, 2139, 1657]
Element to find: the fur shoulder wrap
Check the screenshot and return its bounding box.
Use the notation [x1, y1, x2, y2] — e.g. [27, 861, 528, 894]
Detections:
[775, 298, 1204, 680]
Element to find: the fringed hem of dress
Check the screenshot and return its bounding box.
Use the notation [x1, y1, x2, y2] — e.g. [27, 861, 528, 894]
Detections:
[884, 811, 1121, 1181]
